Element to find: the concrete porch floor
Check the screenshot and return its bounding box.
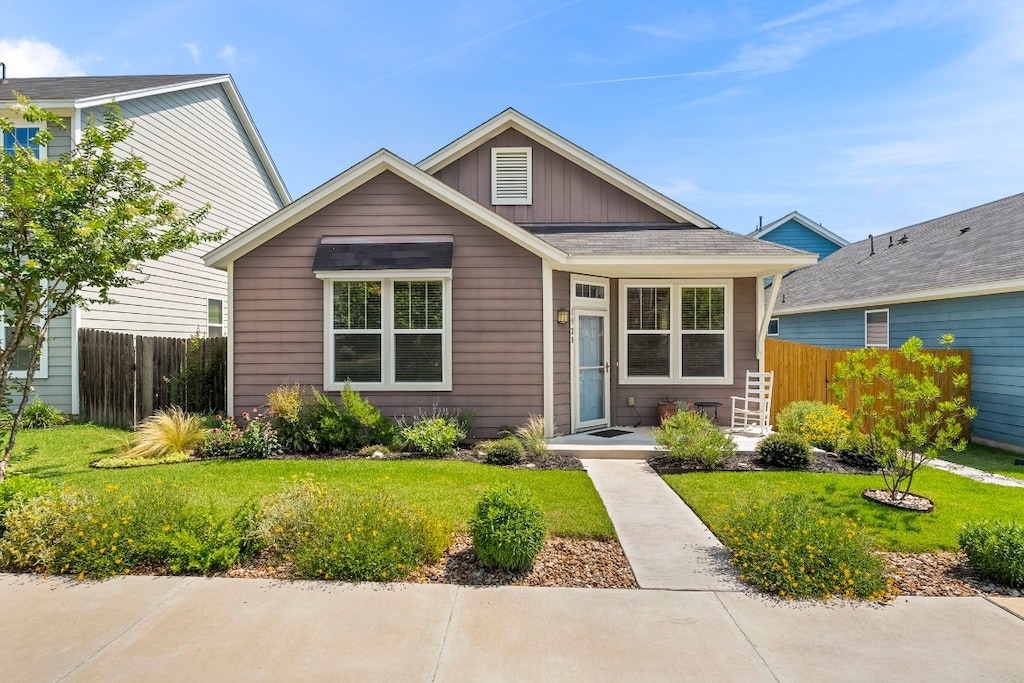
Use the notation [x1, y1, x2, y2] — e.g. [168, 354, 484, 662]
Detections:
[546, 426, 766, 459]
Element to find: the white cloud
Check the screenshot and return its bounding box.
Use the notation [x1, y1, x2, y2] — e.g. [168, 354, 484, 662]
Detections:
[183, 42, 201, 64]
[217, 44, 237, 67]
[758, 0, 863, 31]
[0, 38, 84, 77]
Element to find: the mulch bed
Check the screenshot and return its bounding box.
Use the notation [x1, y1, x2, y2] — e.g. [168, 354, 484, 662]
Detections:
[263, 447, 584, 471]
[647, 449, 879, 476]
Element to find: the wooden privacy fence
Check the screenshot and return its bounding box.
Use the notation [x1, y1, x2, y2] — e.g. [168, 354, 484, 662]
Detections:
[79, 329, 227, 429]
[764, 338, 972, 437]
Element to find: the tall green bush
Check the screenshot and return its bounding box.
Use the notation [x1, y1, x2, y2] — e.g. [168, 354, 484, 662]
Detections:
[959, 520, 1024, 588]
[470, 484, 546, 571]
[654, 410, 735, 467]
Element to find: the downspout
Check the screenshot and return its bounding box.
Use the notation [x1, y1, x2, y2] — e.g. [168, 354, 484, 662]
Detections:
[756, 272, 786, 369]
[541, 260, 554, 438]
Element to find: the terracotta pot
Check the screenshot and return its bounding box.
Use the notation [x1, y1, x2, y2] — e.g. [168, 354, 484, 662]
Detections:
[657, 402, 678, 423]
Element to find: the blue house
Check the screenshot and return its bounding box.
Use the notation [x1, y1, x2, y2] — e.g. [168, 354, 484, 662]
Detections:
[749, 211, 848, 260]
[772, 193, 1024, 451]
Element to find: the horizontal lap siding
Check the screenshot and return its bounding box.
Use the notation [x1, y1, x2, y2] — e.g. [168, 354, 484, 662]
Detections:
[6, 313, 74, 414]
[609, 277, 758, 426]
[232, 171, 543, 436]
[553, 271, 571, 434]
[760, 221, 841, 260]
[433, 129, 674, 224]
[778, 292, 1024, 447]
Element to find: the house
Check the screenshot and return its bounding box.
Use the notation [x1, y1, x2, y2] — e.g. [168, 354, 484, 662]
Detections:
[204, 109, 815, 437]
[1, 74, 290, 415]
[772, 192, 1024, 451]
[749, 211, 848, 259]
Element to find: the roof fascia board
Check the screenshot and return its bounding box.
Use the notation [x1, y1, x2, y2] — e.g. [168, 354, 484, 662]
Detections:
[776, 277, 1024, 315]
[417, 109, 718, 228]
[755, 211, 849, 246]
[204, 150, 566, 270]
[566, 253, 818, 269]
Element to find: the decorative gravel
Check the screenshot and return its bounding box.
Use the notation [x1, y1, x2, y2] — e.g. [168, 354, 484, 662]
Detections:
[883, 552, 1022, 597]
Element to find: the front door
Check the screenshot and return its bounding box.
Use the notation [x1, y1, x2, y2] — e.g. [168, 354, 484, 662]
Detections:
[575, 311, 609, 430]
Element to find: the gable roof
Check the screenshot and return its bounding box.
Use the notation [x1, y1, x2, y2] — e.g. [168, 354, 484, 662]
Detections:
[775, 193, 1024, 314]
[748, 211, 849, 247]
[0, 74, 290, 203]
[417, 108, 716, 228]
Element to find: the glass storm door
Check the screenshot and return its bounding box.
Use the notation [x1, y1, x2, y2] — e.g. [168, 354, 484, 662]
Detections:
[577, 312, 608, 429]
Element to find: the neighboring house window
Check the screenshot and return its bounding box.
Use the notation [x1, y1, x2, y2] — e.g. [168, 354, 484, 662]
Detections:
[767, 318, 780, 336]
[491, 147, 532, 205]
[3, 127, 43, 159]
[207, 299, 225, 337]
[1, 319, 48, 380]
[865, 309, 889, 348]
[325, 276, 451, 391]
[620, 280, 732, 384]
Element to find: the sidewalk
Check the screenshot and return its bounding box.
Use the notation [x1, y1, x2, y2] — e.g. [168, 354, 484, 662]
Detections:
[1, 573, 1022, 682]
[581, 458, 742, 591]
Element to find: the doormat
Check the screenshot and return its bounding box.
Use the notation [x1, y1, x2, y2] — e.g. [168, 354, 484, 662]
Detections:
[589, 429, 633, 438]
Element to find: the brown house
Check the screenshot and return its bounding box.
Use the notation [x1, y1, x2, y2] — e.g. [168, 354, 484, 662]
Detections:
[204, 110, 815, 437]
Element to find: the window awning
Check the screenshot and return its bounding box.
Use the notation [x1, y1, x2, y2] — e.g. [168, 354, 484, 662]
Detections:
[313, 240, 453, 271]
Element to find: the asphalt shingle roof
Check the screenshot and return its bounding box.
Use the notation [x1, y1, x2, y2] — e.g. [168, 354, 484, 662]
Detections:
[523, 224, 811, 257]
[0, 75, 224, 101]
[775, 192, 1024, 311]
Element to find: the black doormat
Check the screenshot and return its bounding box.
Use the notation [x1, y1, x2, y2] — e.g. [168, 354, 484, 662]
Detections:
[589, 428, 633, 438]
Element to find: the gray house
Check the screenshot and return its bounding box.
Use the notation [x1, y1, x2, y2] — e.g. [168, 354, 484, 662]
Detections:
[205, 109, 814, 437]
[773, 192, 1024, 451]
[1, 74, 290, 415]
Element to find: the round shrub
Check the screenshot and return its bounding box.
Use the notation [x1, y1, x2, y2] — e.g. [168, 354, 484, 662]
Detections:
[654, 410, 735, 468]
[836, 434, 883, 470]
[775, 401, 820, 436]
[479, 437, 525, 465]
[470, 484, 546, 571]
[959, 520, 1024, 588]
[756, 433, 813, 469]
[775, 401, 851, 451]
[398, 414, 466, 456]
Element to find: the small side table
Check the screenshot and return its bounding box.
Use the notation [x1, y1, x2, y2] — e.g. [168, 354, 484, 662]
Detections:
[694, 401, 723, 425]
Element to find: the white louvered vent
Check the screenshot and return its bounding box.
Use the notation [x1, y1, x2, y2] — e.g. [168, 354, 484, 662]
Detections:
[491, 147, 532, 205]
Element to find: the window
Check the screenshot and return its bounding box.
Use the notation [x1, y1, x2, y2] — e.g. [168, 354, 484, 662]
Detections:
[575, 282, 606, 300]
[620, 281, 732, 384]
[767, 317, 780, 336]
[3, 127, 43, 159]
[325, 275, 451, 390]
[1, 319, 48, 379]
[491, 147, 532, 205]
[207, 299, 225, 337]
[865, 309, 889, 348]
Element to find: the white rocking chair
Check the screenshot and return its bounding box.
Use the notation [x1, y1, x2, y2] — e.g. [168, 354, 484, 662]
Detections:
[731, 371, 774, 434]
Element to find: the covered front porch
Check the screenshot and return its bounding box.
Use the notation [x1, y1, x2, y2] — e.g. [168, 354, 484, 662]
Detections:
[546, 426, 767, 459]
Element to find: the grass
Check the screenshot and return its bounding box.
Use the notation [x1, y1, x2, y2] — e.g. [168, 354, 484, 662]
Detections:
[5, 424, 615, 539]
[664, 468, 1024, 553]
[940, 442, 1024, 481]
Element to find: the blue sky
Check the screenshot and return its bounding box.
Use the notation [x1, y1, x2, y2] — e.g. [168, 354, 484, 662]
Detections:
[2, 0, 1022, 241]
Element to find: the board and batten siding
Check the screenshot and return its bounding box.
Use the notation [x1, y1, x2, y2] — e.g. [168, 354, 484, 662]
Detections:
[758, 220, 842, 260]
[605, 277, 759, 426]
[776, 291, 1024, 448]
[77, 84, 284, 337]
[433, 128, 676, 224]
[232, 171, 544, 437]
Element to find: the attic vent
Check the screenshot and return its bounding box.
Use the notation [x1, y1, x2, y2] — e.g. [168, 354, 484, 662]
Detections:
[491, 147, 532, 205]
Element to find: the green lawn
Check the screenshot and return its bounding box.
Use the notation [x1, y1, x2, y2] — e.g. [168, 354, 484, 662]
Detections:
[940, 442, 1024, 481]
[6, 425, 615, 539]
[665, 468, 1024, 553]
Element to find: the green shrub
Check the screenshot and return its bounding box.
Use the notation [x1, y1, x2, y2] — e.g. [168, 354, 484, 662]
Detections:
[0, 476, 55, 535]
[654, 410, 735, 467]
[714, 495, 894, 601]
[479, 437, 525, 465]
[398, 412, 466, 457]
[756, 433, 813, 469]
[775, 401, 851, 451]
[959, 520, 1024, 588]
[253, 476, 449, 581]
[193, 410, 281, 459]
[20, 400, 69, 429]
[836, 433, 883, 470]
[0, 411, 12, 431]
[303, 386, 397, 453]
[470, 484, 546, 571]
[0, 482, 250, 578]
[515, 414, 549, 457]
[267, 384, 307, 452]
[92, 451, 192, 468]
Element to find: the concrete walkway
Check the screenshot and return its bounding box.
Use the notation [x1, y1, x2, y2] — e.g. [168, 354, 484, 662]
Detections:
[926, 457, 1024, 487]
[581, 458, 741, 591]
[2, 574, 1022, 682]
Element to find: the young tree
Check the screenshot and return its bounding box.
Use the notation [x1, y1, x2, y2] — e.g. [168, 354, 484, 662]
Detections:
[0, 95, 216, 482]
[831, 335, 976, 507]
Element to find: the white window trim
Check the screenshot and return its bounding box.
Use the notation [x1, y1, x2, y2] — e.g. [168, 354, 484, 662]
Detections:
[2, 319, 49, 380]
[3, 118, 48, 160]
[618, 279, 734, 386]
[767, 317, 780, 337]
[865, 308, 889, 348]
[572, 275, 608, 304]
[491, 146, 532, 206]
[320, 269, 453, 392]
[207, 298, 225, 338]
